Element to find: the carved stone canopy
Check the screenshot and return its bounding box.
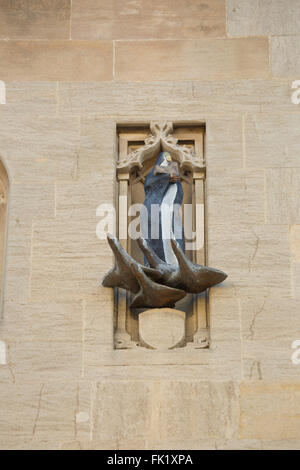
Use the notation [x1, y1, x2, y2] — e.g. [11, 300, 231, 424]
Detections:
[117, 121, 205, 174]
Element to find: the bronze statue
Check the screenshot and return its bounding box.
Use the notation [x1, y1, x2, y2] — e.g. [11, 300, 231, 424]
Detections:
[102, 234, 227, 309]
[102, 151, 228, 309]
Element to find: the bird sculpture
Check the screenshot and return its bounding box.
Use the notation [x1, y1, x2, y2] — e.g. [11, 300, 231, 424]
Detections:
[102, 234, 227, 309]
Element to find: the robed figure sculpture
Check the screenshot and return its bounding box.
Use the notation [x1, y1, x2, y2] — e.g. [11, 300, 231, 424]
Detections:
[142, 151, 184, 265]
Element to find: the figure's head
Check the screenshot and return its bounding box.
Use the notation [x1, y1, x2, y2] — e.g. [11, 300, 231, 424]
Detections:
[154, 151, 172, 168]
[163, 151, 172, 162]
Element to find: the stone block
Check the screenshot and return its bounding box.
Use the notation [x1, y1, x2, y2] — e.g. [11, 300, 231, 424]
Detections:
[71, 0, 226, 40]
[266, 169, 300, 224]
[227, 0, 300, 37]
[159, 381, 239, 440]
[206, 168, 265, 224]
[115, 38, 270, 81]
[4, 220, 32, 303]
[78, 118, 116, 181]
[240, 292, 298, 342]
[30, 219, 111, 302]
[9, 182, 55, 222]
[7, 341, 82, 382]
[0, 115, 80, 182]
[206, 116, 244, 169]
[0, 40, 113, 81]
[92, 381, 153, 441]
[292, 263, 300, 299]
[55, 181, 113, 222]
[1, 301, 82, 343]
[56, 80, 300, 121]
[0, 0, 70, 39]
[245, 114, 300, 168]
[58, 81, 192, 117]
[271, 36, 300, 78]
[240, 382, 300, 440]
[0, 383, 42, 446]
[4, 82, 57, 117]
[290, 226, 300, 262]
[83, 297, 114, 353]
[208, 224, 291, 289]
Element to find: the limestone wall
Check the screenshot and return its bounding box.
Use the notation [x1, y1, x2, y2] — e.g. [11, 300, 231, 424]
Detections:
[0, 0, 300, 450]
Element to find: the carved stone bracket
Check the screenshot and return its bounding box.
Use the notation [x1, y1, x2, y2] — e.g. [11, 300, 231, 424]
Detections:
[117, 121, 205, 175]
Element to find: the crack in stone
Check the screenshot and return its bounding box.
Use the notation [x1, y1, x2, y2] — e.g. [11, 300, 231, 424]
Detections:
[248, 299, 266, 340]
[32, 384, 44, 438]
[249, 230, 260, 271]
[249, 360, 263, 380]
[74, 383, 80, 440]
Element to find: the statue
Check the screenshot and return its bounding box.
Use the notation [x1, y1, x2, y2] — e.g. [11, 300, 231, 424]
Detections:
[102, 150, 228, 309]
[142, 151, 184, 265]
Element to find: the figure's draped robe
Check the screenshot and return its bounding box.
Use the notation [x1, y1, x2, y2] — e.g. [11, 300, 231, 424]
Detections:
[141, 152, 185, 265]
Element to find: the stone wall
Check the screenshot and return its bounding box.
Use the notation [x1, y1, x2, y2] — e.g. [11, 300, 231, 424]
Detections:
[0, 0, 300, 450]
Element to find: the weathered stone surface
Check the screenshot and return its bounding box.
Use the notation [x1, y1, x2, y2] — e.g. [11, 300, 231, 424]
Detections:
[206, 116, 244, 169]
[1, 301, 82, 343]
[227, 0, 300, 37]
[240, 383, 300, 440]
[30, 219, 108, 302]
[71, 0, 226, 40]
[78, 118, 116, 182]
[290, 226, 300, 262]
[4, 82, 57, 117]
[58, 81, 193, 117]
[271, 36, 300, 78]
[0, 383, 42, 447]
[83, 297, 114, 354]
[266, 169, 300, 224]
[0, 0, 71, 40]
[292, 263, 300, 300]
[57, 80, 299, 118]
[245, 114, 300, 168]
[84, 362, 241, 383]
[242, 344, 300, 382]
[91, 380, 239, 443]
[115, 38, 270, 81]
[6, 341, 82, 382]
[92, 381, 153, 441]
[1, 182, 54, 304]
[0, 41, 113, 81]
[159, 381, 239, 440]
[208, 224, 291, 289]
[240, 292, 297, 343]
[238, 290, 300, 381]
[10, 182, 55, 221]
[0, 115, 80, 182]
[206, 169, 265, 224]
[0, 381, 90, 447]
[149, 438, 217, 450]
[55, 180, 113, 221]
[209, 291, 241, 351]
[30, 382, 78, 441]
[82, 438, 147, 450]
[218, 438, 300, 450]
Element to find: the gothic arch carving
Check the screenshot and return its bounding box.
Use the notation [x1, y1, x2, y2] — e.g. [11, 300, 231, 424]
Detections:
[117, 121, 205, 175]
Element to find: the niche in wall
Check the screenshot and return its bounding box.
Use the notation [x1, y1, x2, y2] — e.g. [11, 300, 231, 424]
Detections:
[113, 121, 208, 350]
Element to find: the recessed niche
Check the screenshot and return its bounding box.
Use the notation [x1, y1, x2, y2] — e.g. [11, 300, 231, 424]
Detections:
[114, 121, 208, 350]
